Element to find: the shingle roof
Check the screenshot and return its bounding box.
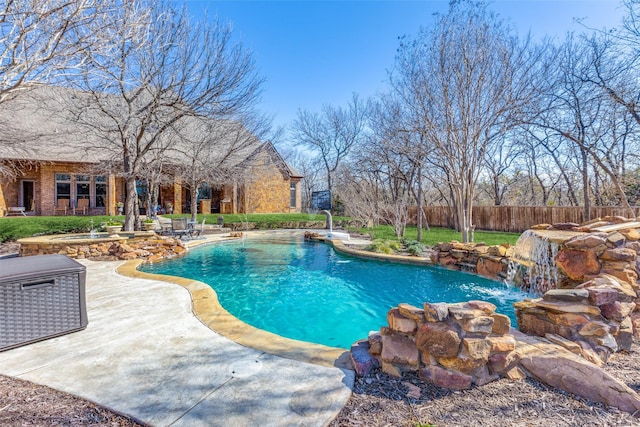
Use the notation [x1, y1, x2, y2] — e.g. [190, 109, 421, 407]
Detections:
[0, 85, 303, 179]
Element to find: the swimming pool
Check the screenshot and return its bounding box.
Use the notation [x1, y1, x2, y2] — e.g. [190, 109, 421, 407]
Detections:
[139, 235, 528, 349]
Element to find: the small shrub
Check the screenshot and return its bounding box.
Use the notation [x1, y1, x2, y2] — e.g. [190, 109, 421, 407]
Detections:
[406, 240, 425, 256]
[368, 239, 396, 254]
[388, 240, 402, 251]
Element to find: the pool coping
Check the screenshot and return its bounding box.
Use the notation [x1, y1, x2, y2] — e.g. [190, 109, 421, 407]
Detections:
[328, 238, 435, 266]
[117, 231, 435, 369]
[118, 233, 353, 370]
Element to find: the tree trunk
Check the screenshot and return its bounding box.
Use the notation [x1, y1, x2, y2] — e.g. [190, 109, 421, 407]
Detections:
[581, 148, 591, 221]
[124, 177, 137, 231]
[416, 166, 423, 242]
[190, 182, 199, 222]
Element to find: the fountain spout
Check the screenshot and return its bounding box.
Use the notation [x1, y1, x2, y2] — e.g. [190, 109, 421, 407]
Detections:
[321, 209, 350, 241]
[89, 220, 98, 239]
[322, 210, 332, 232]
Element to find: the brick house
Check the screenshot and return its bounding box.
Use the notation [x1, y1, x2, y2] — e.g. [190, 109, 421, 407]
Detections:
[0, 86, 302, 217]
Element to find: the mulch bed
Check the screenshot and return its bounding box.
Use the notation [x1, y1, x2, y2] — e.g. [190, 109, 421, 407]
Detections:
[0, 375, 145, 426]
[2, 347, 640, 426]
[329, 344, 640, 426]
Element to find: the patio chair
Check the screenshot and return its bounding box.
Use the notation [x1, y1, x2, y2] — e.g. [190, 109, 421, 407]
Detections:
[156, 217, 172, 235]
[190, 217, 206, 239]
[74, 198, 89, 215]
[54, 199, 69, 215]
[170, 218, 190, 240]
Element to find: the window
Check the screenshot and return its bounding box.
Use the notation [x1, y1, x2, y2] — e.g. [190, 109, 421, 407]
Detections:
[55, 173, 71, 203]
[198, 183, 211, 200]
[95, 176, 106, 207]
[290, 182, 297, 208]
[76, 174, 90, 206]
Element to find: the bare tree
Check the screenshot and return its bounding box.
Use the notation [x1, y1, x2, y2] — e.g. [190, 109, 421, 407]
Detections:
[0, 0, 102, 102]
[481, 130, 524, 205]
[0, 0, 103, 179]
[170, 116, 269, 222]
[391, 0, 545, 242]
[291, 93, 367, 193]
[65, 0, 263, 230]
[531, 34, 637, 217]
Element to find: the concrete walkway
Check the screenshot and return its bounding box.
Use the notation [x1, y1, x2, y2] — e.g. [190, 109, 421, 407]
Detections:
[0, 257, 354, 426]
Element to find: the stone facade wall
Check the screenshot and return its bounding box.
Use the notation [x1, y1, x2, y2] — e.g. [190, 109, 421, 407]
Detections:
[2, 147, 300, 216]
[352, 301, 519, 390]
[245, 150, 292, 213]
[20, 235, 187, 261]
[430, 241, 512, 281]
[0, 162, 121, 216]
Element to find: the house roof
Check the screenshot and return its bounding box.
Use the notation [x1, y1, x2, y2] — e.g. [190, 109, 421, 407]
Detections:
[0, 85, 110, 163]
[0, 85, 303, 180]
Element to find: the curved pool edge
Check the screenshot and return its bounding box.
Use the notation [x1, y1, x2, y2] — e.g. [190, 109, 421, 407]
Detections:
[328, 239, 435, 266]
[117, 258, 352, 370]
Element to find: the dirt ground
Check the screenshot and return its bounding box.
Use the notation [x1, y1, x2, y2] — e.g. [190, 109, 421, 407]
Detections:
[329, 343, 640, 427]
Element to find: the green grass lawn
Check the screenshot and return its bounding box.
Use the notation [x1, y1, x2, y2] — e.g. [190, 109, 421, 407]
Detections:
[0, 215, 121, 242]
[0, 213, 520, 246]
[352, 225, 520, 246]
[0, 213, 342, 242]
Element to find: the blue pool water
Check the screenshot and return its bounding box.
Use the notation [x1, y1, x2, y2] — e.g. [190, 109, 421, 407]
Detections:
[139, 235, 528, 349]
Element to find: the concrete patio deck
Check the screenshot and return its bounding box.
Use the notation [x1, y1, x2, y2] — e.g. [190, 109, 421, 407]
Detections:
[0, 240, 355, 426]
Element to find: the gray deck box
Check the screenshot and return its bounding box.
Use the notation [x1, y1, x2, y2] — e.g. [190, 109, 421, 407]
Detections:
[0, 254, 88, 351]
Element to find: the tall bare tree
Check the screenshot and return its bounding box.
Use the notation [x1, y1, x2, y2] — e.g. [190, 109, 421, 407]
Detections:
[291, 93, 367, 193]
[170, 115, 270, 222]
[0, 0, 102, 102]
[66, 0, 263, 230]
[391, 0, 545, 242]
[0, 0, 103, 179]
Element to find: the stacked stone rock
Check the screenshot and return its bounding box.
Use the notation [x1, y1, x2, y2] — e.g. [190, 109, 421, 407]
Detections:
[19, 236, 187, 261]
[431, 241, 512, 281]
[540, 227, 640, 291]
[515, 279, 635, 365]
[512, 217, 640, 363]
[352, 301, 519, 390]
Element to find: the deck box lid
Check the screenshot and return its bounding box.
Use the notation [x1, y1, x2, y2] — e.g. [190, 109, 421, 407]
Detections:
[0, 254, 85, 282]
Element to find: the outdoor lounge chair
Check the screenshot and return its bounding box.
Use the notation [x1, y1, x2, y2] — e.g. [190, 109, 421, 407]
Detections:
[170, 218, 190, 239]
[190, 218, 206, 239]
[54, 199, 69, 215]
[74, 198, 89, 215]
[156, 217, 172, 235]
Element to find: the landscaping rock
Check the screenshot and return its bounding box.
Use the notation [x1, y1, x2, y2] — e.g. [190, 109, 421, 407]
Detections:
[415, 323, 460, 358]
[555, 249, 601, 281]
[381, 334, 419, 367]
[419, 365, 473, 390]
[423, 302, 449, 322]
[350, 340, 379, 377]
[514, 331, 640, 415]
[387, 308, 417, 334]
[490, 313, 511, 335]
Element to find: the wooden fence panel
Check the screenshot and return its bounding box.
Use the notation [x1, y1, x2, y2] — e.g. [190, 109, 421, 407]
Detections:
[414, 206, 640, 233]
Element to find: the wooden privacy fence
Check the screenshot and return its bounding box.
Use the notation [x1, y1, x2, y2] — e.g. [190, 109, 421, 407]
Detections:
[410, 206, 640, 233]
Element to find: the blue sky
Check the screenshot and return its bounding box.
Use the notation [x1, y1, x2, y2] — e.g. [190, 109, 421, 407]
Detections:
[185, 0, 626, 140]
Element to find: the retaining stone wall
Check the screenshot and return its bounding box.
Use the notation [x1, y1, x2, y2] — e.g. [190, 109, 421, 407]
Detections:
[19, 236, 187, 261]
[352, 301, 519, 390]
[430, 241, 512, 281]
